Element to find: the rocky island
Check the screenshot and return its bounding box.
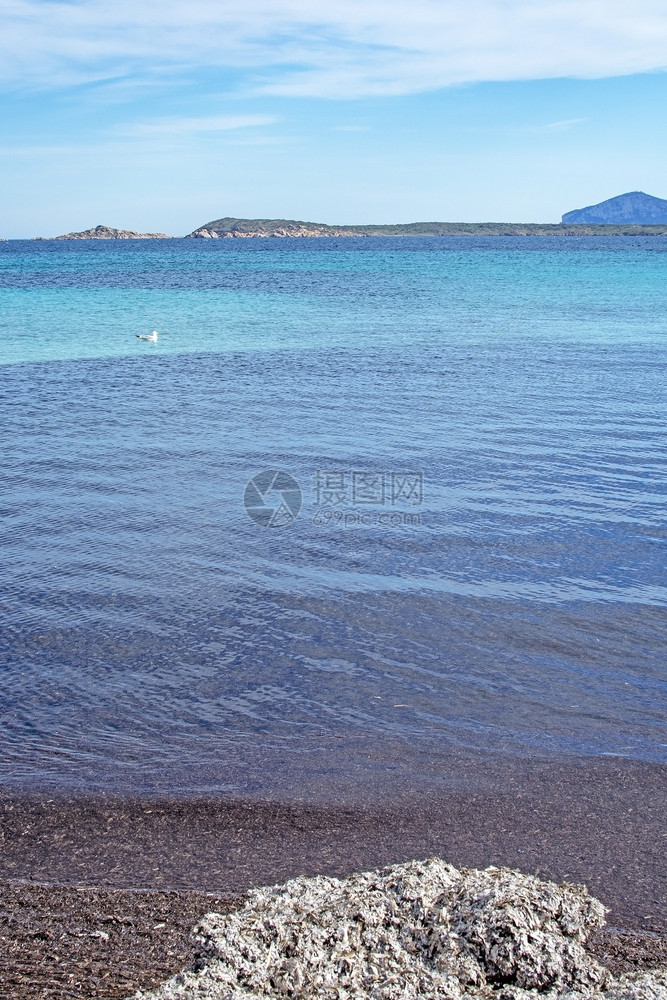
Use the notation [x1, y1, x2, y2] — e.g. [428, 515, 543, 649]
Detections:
[563, 191, 667, 224]
[33, 224, 171, 240]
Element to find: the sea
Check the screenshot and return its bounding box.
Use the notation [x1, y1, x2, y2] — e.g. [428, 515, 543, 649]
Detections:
[0, 236, 665, 799]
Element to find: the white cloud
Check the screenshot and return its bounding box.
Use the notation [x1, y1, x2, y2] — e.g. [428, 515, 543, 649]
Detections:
[119, 114, 279, 135]
[2, 1, 667, 98]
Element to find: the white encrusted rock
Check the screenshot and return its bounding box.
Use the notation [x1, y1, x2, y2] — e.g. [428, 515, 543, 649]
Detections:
[602, 971, 667, 1000]
[131, 859, 665, 1000]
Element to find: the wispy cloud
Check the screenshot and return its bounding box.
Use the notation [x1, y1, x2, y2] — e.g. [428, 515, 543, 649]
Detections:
[2, 1, 667, 99]
[513, 118, 588, 134]
[118, 114, 279, 136]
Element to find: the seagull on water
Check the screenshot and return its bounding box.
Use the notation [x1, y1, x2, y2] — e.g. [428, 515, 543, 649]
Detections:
[136, 330, 158, 343]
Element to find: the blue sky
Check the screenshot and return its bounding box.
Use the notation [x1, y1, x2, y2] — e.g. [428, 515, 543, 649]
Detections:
[2, 0, 667, 237]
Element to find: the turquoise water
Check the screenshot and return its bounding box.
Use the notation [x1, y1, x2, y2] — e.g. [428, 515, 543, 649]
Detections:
[0, 237, 665, 795]
[2, 238, 667, 365]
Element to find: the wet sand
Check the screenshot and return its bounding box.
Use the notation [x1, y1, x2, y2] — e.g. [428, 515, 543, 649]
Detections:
[1, 755, 665, 998]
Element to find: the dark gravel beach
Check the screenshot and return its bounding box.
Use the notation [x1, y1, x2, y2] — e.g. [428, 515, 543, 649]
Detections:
[0, 884, 239, 999]
[1, 755, 665, 999]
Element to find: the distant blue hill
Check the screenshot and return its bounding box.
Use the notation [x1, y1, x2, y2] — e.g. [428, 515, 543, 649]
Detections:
[562, 191, 667, 224]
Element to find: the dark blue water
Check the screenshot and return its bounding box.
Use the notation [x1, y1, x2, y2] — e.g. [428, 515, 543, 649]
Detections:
[0, 238, 665, 795]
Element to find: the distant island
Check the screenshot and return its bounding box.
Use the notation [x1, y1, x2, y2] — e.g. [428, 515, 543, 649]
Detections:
[28, 196, 667, 240]
[33, 224, 171, 240]
[562, 191, 667, 224]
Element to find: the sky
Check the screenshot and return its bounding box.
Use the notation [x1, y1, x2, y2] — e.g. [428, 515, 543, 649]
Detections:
[1, 0, 667, 237]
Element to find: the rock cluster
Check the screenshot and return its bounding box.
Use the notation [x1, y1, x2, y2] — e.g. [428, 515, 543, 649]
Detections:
[34, 225, 171, 240]
[131, 859, 667, 1000]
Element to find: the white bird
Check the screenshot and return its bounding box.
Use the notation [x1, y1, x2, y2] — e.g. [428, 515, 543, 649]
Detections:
[136, 330, 158, 343]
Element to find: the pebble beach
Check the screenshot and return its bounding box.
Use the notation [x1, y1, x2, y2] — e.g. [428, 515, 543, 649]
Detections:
[2, 755, 666, 998]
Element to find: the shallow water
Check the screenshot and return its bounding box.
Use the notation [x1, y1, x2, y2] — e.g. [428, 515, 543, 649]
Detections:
[0, 237, 665, 794]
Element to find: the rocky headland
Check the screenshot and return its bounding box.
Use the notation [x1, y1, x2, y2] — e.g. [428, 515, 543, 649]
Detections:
[187, 216, 667, 237]
[189, 218, 354, 238]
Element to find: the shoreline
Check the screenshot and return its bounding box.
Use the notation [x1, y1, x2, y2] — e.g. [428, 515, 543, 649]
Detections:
[18, 229, 667, 240]
[2, 755, 665, 928]
[1, 755, 666, 998]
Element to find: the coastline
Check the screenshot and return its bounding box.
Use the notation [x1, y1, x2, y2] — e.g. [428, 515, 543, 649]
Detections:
[19, 222, 667, 240]
[2, 755, 665, 998]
